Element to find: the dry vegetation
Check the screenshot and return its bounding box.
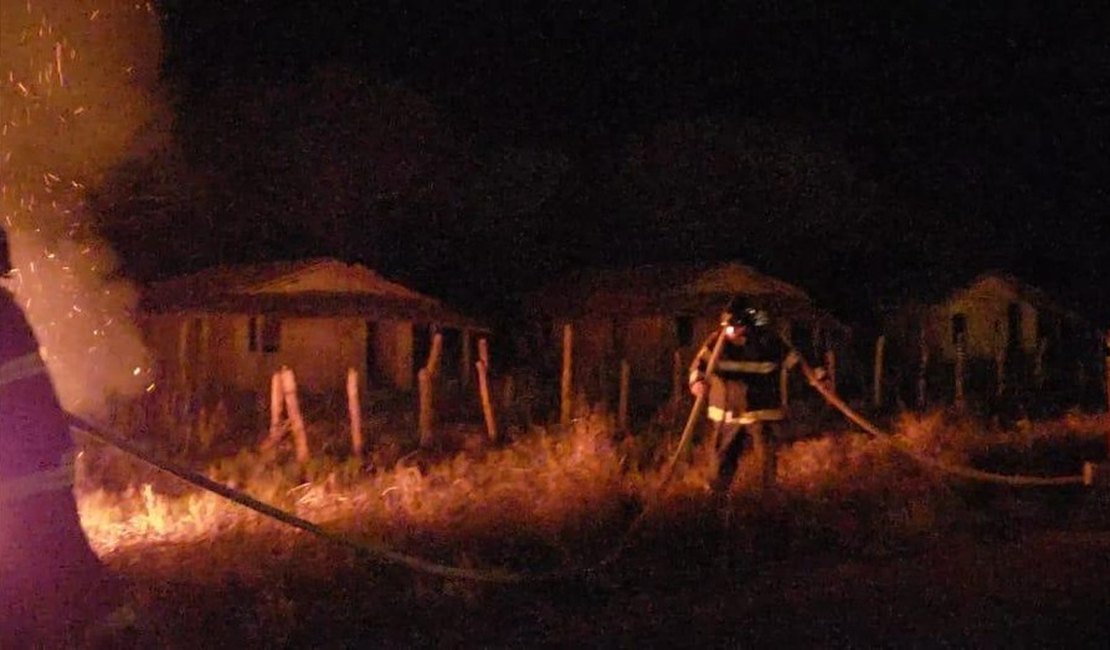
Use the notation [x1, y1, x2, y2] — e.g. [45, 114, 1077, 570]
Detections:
[71, 408, 1110, 647]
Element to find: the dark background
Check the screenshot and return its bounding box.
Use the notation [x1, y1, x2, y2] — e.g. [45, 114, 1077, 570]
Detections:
[95, 1, 1110, 328]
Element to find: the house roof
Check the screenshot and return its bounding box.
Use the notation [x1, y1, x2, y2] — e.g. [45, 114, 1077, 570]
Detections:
[142, 258, 486, 329]
[883, 269, 1092, 328]
[529, 261, 845, 331]
[933, 270, 1089, 324]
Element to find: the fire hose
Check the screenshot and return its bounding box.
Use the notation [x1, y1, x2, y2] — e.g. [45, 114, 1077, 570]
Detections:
[63, 330, 1090, 586]
[778, 336, 1089, 487]
[67, 414, 533, 584]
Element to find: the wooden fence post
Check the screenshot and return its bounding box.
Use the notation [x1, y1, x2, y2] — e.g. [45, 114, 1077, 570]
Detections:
[560, 323, 574, 427]
[281, 366, 310, 464]
[618, 359, 630, 432]
[418, 331, 443, 448]
[873, 334, 886, 409]
[476, 338, 497, 441]
[259, 370, 285, 452]
[347, 368, 363, 457]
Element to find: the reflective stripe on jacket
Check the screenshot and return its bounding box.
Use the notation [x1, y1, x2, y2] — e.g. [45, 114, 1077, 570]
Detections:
[0, 352, 48, 388]
[707, 406, 785, 425]
[2, 291, 76, 481]
[0, 455, 74, 504]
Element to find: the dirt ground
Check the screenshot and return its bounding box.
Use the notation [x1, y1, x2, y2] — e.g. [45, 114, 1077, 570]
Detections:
[107, 503, 1110, 648]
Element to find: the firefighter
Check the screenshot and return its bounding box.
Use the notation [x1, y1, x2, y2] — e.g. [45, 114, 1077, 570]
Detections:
[688, 296, 799, 494]
[0, 227, 135, 645]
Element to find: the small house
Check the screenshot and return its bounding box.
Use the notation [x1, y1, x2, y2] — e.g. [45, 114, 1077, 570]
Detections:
[526, 261, 849, 411]
[140, 258, 486, 400]
[882, 271, 1098, 408]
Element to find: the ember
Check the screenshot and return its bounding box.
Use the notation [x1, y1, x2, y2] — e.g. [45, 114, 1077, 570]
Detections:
[0, 0, 165, 414]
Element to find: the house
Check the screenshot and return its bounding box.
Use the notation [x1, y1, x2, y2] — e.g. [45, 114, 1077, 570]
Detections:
[881, 271, 1098, 408]
[525, 261, 849, 410]
[140, 258, 486, 400]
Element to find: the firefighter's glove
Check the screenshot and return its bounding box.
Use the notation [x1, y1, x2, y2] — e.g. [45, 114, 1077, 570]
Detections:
[689, 379, 706, 398]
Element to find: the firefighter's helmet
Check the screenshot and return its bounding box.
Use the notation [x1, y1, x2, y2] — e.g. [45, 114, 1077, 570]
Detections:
[721, 295, 768, 329]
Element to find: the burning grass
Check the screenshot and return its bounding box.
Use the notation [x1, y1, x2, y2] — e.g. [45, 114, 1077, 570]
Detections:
[65, 408, 1110, 645]
[76, 409, 1109, 571]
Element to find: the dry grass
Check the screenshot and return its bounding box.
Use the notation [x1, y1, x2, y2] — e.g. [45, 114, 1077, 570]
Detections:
[77, 409, 1107, 566]
[67, 408, 1109, 645]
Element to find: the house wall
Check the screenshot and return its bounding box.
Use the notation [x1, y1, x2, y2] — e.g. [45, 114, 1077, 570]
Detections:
[577, 317, 615, 392]
[552, 313, 755, 403]
[144, 313, 420, 397]
[623, 315, 676, 380]
[372, 319, 413, 391]
[934, 296, 1038, 361]
[552, 312, 815, 401]
[206, 314, 253, 390]
[143, 313, 187, 391]
[278, 317, 366, 393]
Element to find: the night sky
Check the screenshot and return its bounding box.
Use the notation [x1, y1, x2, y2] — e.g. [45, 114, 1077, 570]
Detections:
[100, 1, 1110, 327]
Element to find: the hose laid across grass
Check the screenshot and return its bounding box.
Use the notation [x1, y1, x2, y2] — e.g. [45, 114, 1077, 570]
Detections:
[68, 414, 537, 584]
[786, 342, 1086, 487]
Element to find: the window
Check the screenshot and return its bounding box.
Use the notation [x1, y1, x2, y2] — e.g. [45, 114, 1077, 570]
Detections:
[951, 313, 967, 345]
[248, 316, 281, 353]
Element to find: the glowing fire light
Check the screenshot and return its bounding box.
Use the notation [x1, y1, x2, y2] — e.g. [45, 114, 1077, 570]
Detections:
[1, 0, 166, 415]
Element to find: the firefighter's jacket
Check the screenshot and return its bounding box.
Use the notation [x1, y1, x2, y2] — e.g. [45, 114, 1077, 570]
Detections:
[1, 289, 74, 500]
[688, 327, 789, 424]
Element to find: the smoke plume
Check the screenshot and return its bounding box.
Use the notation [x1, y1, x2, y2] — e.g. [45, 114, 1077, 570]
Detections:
[1, 0, 167, 414]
